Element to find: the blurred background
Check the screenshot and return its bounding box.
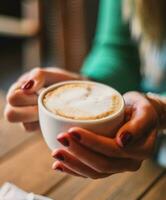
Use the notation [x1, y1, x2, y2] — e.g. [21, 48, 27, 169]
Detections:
[0, 1, 100, 188]
[0, 0, 165, 168]
[0, 0, 98, 91]
[0, 2, 165, 199]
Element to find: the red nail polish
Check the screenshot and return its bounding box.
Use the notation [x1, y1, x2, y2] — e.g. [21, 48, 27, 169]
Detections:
[120, 132, 133, 147]
[55, 153, 65, 161]
[70, 131, 81, 141]
[56, 166, 63, 172]
[22, 80, 34, 90]
[57, 137, 69, 147]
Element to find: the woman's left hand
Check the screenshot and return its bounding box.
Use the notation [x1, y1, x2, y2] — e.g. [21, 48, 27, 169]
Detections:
[51, 92, 158, 179]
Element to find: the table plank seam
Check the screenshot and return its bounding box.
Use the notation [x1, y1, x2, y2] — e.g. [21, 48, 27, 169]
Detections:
[136, 170, 166, 200]
[44, 175, 70, 196]
[0, 134, 39, 163]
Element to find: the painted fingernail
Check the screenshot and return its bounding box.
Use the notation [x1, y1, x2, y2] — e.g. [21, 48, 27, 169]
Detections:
[57, 136, 69, 147]
[55, 153, 65, 161]
[120, 132, 133, 147]
[70, 131, 81, 141]
[21, 80, 34, 90]
[56, 166, 63, 172]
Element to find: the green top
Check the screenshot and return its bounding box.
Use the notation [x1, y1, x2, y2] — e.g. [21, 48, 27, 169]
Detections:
[81, 0, 141, 93]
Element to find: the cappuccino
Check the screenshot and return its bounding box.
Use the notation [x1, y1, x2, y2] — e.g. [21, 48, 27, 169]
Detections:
[43, 82, 122, 121]
[39, 81, 124, 149]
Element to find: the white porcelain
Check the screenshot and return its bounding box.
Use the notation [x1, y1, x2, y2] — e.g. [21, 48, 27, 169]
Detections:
[38, 80, 125, 150]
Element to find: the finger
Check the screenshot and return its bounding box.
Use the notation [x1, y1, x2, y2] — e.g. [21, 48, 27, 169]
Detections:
[140, 129, 157, 157]
[17, 71, 31, 83]
[52, 161, 87, 178]
[8, 73, 32, 93]
[116, 103, 157, 148]
[41, 67, 81, 85]
[68, 127, 127, 158]
[20, 68, 61, 93]
[52, 149, 109, 179]
[21, 67, 79, 94]
[22, 122, 40, 132]
[5, 105, 38, 123]
[21, 68, 45, 94]
[7, 88, 38, 106]
[128, 129, 157, 160]
[68, 127, 156, 160]
[56, 134, 142, 174]
[124, 105, 133, 122]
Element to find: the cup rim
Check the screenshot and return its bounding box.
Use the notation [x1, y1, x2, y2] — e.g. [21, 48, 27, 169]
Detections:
[38, 80, 125, 124]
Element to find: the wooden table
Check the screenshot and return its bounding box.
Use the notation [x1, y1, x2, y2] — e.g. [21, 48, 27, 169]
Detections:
[0, 93, 165, 200]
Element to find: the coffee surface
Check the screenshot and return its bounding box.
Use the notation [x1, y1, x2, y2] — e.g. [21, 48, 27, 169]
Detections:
[43, 83, 122, 120]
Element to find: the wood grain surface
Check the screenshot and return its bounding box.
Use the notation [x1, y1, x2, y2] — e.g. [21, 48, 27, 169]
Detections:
[0, 92, 165, 200]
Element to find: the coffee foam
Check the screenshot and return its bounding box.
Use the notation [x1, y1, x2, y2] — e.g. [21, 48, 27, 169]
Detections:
[43, 83, 122, 120]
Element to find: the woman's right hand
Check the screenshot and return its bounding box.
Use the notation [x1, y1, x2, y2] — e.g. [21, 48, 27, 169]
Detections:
[4, 67, 83, 132]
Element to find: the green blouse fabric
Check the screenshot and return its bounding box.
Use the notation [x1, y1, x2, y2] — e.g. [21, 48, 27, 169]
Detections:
[81, 0, 141, 93]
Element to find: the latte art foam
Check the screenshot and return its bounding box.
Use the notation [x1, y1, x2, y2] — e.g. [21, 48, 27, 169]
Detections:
[43, 83, 122, 120]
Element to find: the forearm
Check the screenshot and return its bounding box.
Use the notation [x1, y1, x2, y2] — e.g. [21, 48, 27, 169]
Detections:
[146, 93, 166, 130]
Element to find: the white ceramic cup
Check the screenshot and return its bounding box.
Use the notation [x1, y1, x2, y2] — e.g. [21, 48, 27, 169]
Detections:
[38, 80, 125, 150]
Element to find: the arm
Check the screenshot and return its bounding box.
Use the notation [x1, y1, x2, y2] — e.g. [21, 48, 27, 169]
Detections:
[81, 0, 141, 93]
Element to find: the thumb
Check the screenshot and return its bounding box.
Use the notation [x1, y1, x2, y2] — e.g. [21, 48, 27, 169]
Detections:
[21, 68, 46, 94]
[21, 67, 81, 94]
[116, 106, 157, 148]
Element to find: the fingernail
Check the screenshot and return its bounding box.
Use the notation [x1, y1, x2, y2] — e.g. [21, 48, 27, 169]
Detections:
[21, 80, 34, 90]
[55, 153, 65, 161]
[57, 136, 69, 147]
[120, 132, 133, 147]
[69, 131, 81, 141]
[56, 166, 63, 172]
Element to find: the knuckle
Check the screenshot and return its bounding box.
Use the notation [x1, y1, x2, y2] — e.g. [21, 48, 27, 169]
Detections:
[7, 90, 20, 106]
[6, 93, 12, 104]
[123, 91, 140, 99]
[32, 67, 44, 77]
[4, 107, 16, 122]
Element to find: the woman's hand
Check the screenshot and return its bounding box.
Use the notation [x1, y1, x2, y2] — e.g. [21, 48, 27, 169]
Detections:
[52, 92, 158, 179]
[5, 67, 83, 132]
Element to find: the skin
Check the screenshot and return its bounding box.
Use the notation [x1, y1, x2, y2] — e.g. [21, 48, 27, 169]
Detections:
[5, 67, 83, 131]
[5, 68, 159, 179]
